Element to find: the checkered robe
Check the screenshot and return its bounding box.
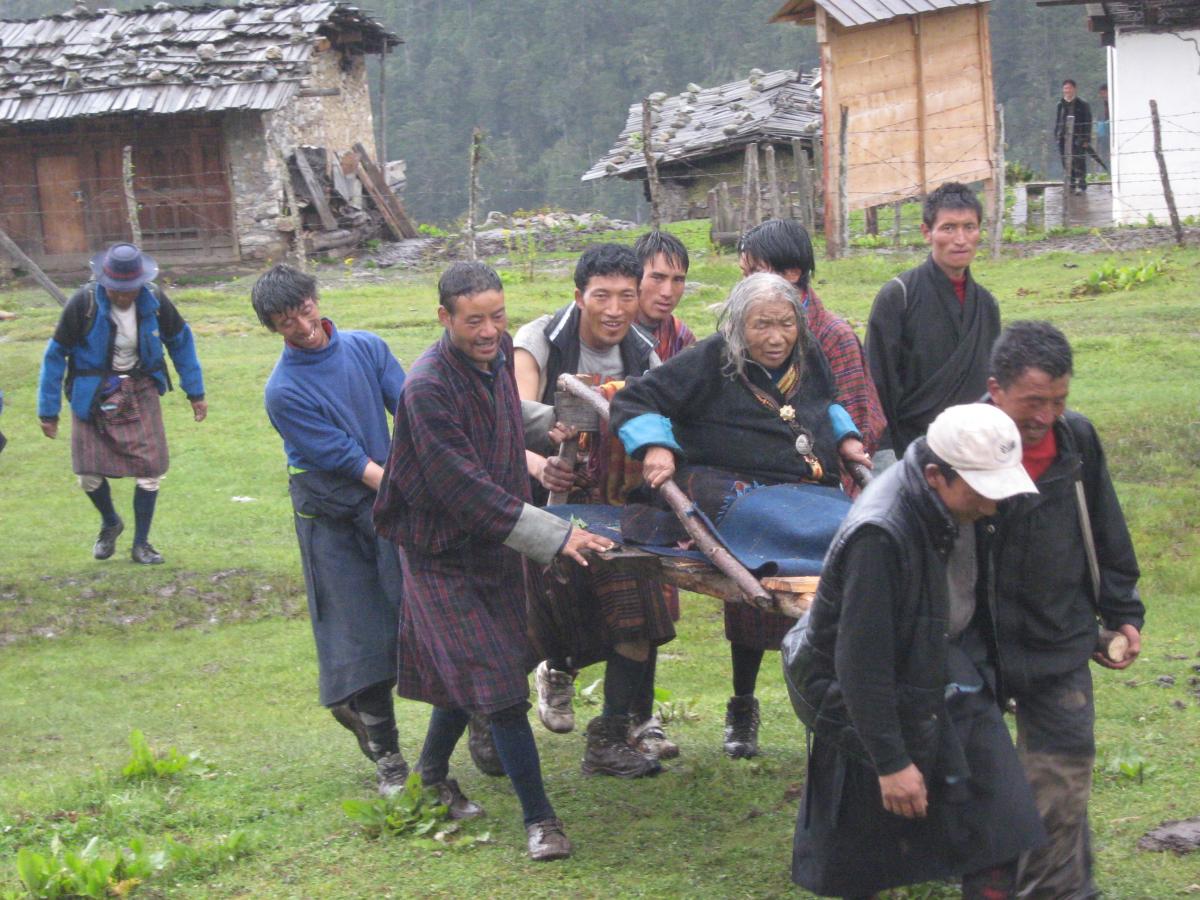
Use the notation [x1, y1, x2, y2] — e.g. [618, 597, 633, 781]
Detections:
[373, 333, 535, 715]
[804, 291, 886, 493]
[71, 375, 168, 477]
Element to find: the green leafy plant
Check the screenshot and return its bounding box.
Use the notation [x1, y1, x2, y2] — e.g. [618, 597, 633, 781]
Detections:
[502, 229, 539, 282]
[120, 730, 205, 780]
[654, 687, 700, 724]
[1102, 747, 1156, 783]
[417, 223, 449, 238]
[849, 233, 889, 249]
[342, 772, 489, 850]
[1072, 256, 1167, 296]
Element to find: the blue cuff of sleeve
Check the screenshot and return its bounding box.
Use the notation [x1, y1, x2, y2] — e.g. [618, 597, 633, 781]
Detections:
[617, 413, 682, 457]
[828, 404, 860, 443]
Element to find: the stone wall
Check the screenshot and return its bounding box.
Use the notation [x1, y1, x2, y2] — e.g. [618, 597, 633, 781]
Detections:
[222, 110, 288, 261]
[267, 47, 377, 162]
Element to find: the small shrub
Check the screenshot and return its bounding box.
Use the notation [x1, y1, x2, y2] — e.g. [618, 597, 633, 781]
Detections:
[342, 772, 489, 850]
[121, 730, 205, 780]
[654, 687, 700, 724]
[417, 223, 449, 238]
[1072, 256, 1167, 296]
[849, 233, 888, 249]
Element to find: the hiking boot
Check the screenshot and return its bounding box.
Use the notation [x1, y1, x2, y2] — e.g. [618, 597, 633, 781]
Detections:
[581, 715, 662, 778]
[375, 751, 410, 797]
[131, 542, 164, 565]
[330, 703, 375, 761]
[630, 715, 679, 760]
[526, 817, 572, 861]
[426, 778, 485, 819]
[93, 518, 124, 560]
[536, 661, 576, 734]
[724, 695, 760, 759]
[467, 713, 506, 777]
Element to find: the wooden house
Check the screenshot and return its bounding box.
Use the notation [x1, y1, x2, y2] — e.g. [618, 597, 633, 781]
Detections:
[581, 69, 823, 223]
[1039, 0, 1200, 224]
[0, 1, 398, 269]
[771, 0, 998, 246]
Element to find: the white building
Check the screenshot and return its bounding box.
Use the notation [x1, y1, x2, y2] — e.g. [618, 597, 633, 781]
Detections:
[1051, 0, 1200, 224]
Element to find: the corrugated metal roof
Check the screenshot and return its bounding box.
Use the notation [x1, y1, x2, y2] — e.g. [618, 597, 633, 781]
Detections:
[0, 1, 398, 125]
[771, 0, 987, 28]
[582, 69, 822, 183]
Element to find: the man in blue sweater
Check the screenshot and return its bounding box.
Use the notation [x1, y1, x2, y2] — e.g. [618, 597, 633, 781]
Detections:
[252, 264, 410, 795]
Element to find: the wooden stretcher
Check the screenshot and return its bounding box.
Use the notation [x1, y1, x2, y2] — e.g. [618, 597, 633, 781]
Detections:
[551, 373, 835, 620]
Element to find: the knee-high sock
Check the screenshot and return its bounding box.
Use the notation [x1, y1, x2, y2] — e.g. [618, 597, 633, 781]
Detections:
[416, 706, 470, 785]
[86, 479, 120, 528]
[351, 680, 399, 757]
[631, 646, 659, 722]
[133, 486, 158, 545]
[730, 642, 765, 698]
[489, 706, 555, 826]
[602, 651, 648, 718]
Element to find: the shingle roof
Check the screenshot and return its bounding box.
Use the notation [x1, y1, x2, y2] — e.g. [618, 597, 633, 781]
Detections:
[771, 0, 989, 29]
[0, 1, 397, 124]
[581, 68, 821, 183]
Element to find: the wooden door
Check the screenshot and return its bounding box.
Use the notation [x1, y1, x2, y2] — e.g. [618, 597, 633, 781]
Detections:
[36, 154, 88, 255]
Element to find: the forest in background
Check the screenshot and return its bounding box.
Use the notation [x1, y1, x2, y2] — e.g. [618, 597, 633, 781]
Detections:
[0, 0, 1105, 225]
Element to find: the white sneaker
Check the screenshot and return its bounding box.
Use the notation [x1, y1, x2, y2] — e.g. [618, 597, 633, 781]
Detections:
[536, 661, 576, 733]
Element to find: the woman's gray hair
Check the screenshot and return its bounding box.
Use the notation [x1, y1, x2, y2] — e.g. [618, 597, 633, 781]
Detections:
[717, 272, 811, 379]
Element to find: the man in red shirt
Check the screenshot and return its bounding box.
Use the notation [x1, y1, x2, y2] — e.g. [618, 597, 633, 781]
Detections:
[985, 320, 1144, 897]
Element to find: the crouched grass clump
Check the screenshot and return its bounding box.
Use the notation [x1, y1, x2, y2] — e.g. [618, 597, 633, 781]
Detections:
[341, 771, 490, 851]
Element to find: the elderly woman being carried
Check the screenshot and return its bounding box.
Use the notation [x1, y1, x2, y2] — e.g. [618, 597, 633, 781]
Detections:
[609, 272, 869, 759]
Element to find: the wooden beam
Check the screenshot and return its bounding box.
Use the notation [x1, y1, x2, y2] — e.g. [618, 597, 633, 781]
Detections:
[297, 87, 341, 98]
[817, 6, 838, 251]
[913, 14, 929, 196]
[294, 149, 338, 232]
[353, 142, 418, 239]
[0, 226, 68, 306]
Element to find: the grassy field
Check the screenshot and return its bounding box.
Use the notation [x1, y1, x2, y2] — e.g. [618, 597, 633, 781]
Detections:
[1, 224, 1198, 897]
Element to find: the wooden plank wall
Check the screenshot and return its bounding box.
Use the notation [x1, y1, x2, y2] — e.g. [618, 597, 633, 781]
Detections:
[822, 5, 995, 216]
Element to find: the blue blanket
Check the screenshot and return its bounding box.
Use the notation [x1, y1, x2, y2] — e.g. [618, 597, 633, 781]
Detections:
[549, 482, 851, 577]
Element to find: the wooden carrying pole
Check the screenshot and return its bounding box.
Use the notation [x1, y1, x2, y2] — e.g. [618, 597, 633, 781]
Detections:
[121, 145, 141, 246]
[1149, 100, 1185, 247]
[1061, 114, 1075, 227]
[556, 374, 774, 608]
[642, 100, 662, 230]
[0, 226, 68, 306]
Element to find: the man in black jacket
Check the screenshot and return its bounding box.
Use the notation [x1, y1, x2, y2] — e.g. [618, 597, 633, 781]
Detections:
[1055, 79, 1093, 194]
[986, 321, 1143, 898]
[788, 404, 1046, 898]
[866, 183, 1001, 466]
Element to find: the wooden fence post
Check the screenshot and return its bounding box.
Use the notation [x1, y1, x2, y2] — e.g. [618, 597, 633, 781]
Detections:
[791, 140, 813, 231]
[719, 181, 732, 237]
[991, 103, 1006, 258]
[465, 127, 483, 261]
[275, 146, 306, 271]
[377, 48, 389, 169]
[121, 145, 141, 247]
[1149, 100, 1184, 246]
[764, 144, 782, 220]
[1061, 113, 1075, 227]
[892, 200, 903, 248]
[864, 205, 878, 236]
[642, 100, 662, 229]
[829, 105, 849, 259]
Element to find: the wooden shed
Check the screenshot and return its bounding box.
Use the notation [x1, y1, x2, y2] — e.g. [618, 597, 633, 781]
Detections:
[581, 69, 823, 224]
[0, 1, 398, 270]
[772, 0, 998, 247]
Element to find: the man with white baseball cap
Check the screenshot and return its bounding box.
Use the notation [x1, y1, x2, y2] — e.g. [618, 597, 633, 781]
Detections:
[788, 403, 1046, 898]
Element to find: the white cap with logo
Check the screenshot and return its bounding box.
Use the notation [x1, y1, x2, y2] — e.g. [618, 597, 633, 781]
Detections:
[926, 404, 1038, 500]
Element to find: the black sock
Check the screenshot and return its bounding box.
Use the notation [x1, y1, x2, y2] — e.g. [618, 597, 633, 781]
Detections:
[489, 706, 555, 826]
[546, 656, 572, 673]
[602, 651, 646, 718]
[416, 706, 470, 785]
[351, 680, 399, 757]
[86, 479, 120, 528]
[631, 646, 658, 723]
[132, 486, 157, 545]
[730, 643, 764, 698]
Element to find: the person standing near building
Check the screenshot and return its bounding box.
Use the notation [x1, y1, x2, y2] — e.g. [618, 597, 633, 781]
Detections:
[252, 264, 409, 796]
[1055, 79, 1093, 194]
[985, 321, 1143, 898]
[866, 182, 1001, 466]
[38, 243, 206, 564]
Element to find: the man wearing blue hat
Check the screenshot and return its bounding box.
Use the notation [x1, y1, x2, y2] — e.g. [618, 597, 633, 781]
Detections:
[38, 243, 207, 564]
